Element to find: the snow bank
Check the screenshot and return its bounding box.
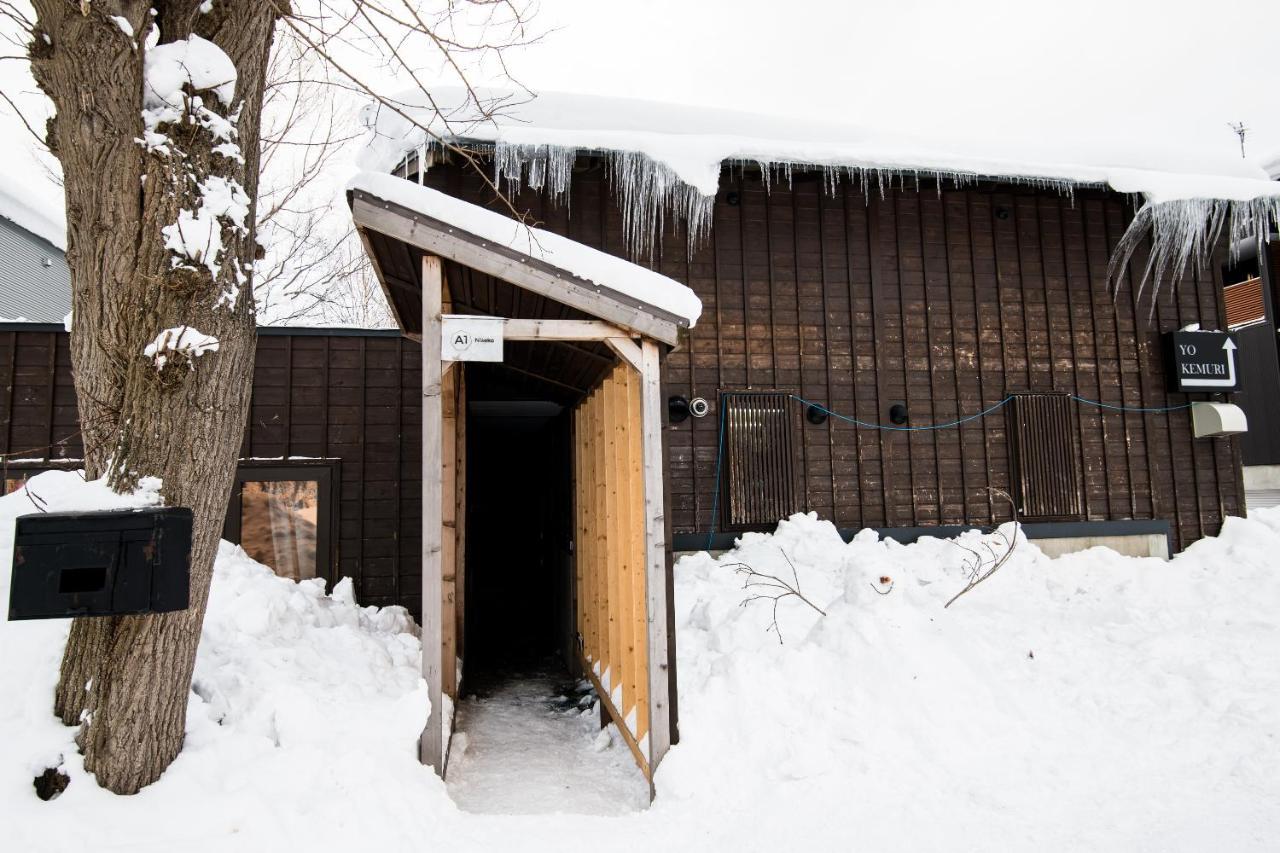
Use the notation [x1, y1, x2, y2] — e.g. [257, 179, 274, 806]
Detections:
[2, 471, 1278, 850]
[0, 471, 433, 851]
[348, 171, 702, 325]
[657, 513, 1280, 849]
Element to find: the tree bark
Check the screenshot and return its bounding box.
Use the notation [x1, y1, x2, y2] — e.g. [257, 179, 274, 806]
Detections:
[29, 0, 280, 794]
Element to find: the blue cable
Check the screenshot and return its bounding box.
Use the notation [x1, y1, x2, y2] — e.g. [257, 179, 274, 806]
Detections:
[1069, 395, 1194, 413]
[790, 393, 1016, 432]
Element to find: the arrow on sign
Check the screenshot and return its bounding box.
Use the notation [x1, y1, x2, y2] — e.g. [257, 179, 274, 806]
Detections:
[1184, 337, 1237, 388]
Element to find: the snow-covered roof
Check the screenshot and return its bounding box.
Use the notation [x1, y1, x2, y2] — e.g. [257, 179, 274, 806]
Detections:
[1264, 152, 1280, 182]
[0, 174, 66, 251]
[360, 89, 1280, 206]
[361, 88, 1280, 291]
[348, 171, 702, 328]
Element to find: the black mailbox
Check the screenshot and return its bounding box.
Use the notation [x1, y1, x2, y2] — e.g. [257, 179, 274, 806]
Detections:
[8, 508, 192, 620]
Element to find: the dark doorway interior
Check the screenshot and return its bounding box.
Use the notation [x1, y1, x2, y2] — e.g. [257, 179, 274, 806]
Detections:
[464, 394, 575, 679]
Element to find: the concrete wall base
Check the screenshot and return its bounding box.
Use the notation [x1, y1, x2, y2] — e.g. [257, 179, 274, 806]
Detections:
[1031, 533, 1169, 560]
[1243, 465, 1280, 490]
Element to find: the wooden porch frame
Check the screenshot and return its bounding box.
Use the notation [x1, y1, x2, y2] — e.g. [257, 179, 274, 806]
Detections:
[352, 191, 688, 346]
[418, 255, 674, 779]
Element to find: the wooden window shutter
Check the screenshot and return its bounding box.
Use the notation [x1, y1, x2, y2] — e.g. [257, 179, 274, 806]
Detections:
[721, 393, 799, 529]
[1224, 277, 1266, 329]
[1006, 393, 1083, 521]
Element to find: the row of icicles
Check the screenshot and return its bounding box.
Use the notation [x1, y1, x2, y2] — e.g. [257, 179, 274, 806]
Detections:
[416, 140, 1279, 299]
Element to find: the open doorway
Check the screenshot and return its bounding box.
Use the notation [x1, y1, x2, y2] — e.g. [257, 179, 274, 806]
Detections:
[463, 396, 574, 678]
[446, 365, 651, 812]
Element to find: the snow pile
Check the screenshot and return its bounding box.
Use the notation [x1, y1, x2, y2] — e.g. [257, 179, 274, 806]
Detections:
[143, 326, 220, 370]
[2, 470, 1278, 849]
[0, 471, 432, 851]
[348, 171, 702, 325]
[657, 513, 1280, 849]
[361, 88, 1280, 279]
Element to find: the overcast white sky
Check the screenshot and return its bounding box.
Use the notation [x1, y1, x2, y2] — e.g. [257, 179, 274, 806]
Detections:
[510, 0, 1279, 165]
[2, 0, 1277, 227]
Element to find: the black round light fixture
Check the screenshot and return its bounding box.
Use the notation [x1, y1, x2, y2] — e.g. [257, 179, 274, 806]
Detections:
[995, 205, 1011, 220]
[668, 396, 691, 424]
[806, 404, 828, 426]
[889, 403, 909, 425]
[725, 190, 741, 206]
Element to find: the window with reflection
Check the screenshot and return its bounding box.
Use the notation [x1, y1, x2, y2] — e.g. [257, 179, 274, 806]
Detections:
[239, 480, 320, 580]
[223, 464, 336, 583]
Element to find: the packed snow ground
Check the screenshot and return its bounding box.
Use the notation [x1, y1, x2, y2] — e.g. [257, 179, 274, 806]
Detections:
[445, 672, 649, 815]
[1, 470, 1278, 851]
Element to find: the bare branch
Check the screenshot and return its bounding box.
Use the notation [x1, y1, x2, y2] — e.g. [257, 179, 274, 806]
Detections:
[729, 548, 826, 643]
[945, 488, 1020, 609]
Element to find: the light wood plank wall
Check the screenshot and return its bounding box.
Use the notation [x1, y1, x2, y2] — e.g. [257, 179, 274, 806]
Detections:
[574, 362, 650, 772]
[441, 365, 466, 701]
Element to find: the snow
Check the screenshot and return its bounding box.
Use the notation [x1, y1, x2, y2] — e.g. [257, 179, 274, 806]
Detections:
[0, 175, 65, 252]
[143, 326, 220, 370]
[360, 88, 1280, 281]
[445, 674, 649, 814]
[1264, 152, 1280, 181]
[109, 16, 134, 40]
[143, 35, 237, 111]
[0, 471, 429, 851]
[3, 466, 1279, 849]
[348, 170, 703, 325]
[161, 174, 249, 280]
[361, 87, 1280, 205]
[141, 36, 240, 156]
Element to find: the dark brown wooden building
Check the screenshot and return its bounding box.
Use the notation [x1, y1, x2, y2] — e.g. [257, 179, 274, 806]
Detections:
[2, 169, 1255, 605]
[2, 150, 1259, 786]
[1, 326, 425, 613]
[408, 156, 1246, 557]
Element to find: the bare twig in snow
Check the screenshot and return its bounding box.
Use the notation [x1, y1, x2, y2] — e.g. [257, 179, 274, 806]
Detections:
[728, 548, 826, 643]
[945, 488, 1020, 609]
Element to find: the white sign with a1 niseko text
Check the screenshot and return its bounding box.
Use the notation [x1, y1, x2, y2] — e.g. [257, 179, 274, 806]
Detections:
[441, 315, 504, 362]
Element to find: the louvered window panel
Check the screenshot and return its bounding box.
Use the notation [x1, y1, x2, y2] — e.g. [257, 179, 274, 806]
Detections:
[1007, 393, 1083, 521]
[1224, 277, 1266, 329]
[721, 393, 799, 529]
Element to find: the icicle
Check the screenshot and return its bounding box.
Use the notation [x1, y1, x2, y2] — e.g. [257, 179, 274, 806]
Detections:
[1109, 195, 1280, 303]
[416, 135, 1277, 285]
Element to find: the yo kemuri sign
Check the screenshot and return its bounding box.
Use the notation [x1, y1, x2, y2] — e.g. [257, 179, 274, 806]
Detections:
[441, 315, 504, 362]
[1165, 331, 1241, 393]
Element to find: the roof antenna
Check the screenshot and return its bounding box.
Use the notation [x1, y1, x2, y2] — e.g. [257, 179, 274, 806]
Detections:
[1228, 121, 1249, 159]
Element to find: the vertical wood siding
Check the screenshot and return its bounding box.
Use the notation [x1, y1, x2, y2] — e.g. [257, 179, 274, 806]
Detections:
[0, 166, 1249, 619]
[423, 161, 1243, 552]
[0, 329, 425, 615]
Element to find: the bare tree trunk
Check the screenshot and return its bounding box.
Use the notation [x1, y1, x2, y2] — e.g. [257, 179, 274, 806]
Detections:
[29, 1, 279, 794]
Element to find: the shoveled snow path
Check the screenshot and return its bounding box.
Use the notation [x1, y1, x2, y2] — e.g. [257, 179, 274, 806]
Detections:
[445, 673, 649, 815]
